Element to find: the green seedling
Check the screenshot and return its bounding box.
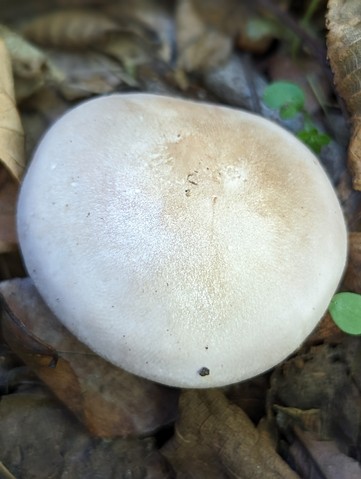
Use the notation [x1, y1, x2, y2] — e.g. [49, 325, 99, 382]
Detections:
[262, 80, 331, 154]
[329, 292, 361, 335]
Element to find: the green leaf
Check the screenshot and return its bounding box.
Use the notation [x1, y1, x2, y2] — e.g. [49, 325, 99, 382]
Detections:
[297, 128, 331, 154]
[329, 292, 361, 335]
[280, 103, 301, 120]
[263, 81, 305, 117]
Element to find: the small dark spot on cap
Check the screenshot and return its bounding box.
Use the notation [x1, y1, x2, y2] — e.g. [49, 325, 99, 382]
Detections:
[198, 367, 210, 377]
[205, 346, 208, 350]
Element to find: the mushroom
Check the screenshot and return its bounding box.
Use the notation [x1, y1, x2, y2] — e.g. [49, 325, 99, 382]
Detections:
[17, 93, 347, 388]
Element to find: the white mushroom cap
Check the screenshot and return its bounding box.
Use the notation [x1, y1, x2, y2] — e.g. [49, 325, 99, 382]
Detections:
[17, 93, 347, 388]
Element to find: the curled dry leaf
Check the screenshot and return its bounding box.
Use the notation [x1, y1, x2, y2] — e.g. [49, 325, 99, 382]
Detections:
[0, 277, 179, 438]
[0, 39, 25, 181]
[162, 389, 299, 479]
[326, 0, 361, 190]
[21, 9, 121, 50]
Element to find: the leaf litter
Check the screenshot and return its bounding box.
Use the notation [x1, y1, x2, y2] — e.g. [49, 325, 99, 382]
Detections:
[0, 1, 361, 478]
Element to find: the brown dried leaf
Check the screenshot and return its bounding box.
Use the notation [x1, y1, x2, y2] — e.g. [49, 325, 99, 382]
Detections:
[175, 0, 232, 72]
[326, 0, 361, 190]
[0, 388, 174, 479]
[0, 24, 62, 102]
[0, 167, 18, 252]
[21, 9, 121, 49]
[306, 311, 345, 345]
[104, 0, 175, 63]
[48, 50, 129, 101]
[0, 39, 25, 181]
[274, 406, 323, 438]
[342, 232, 361, 293]
[163, 389, 299, 479]
[271, 342, 361, 447]
[0, 277, 179, 438]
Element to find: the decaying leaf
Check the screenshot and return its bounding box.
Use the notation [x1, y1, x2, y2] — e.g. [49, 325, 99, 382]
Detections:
[47, 50, 130, 101]
[326, 0, 361, 190]
[342, 232, 361, 293]
[175, 0, 233, 72]
[162, 389, 299, 479]
[271, 342, 361, 449]
[0, 388, 174, 479]
[305, 311, 345, 345]
[0, 24, 62, 101]
[21, 9, 121, 49]
[0, 277, 179, 438]
[104, 0, 176, 63]
[0, 167, 18, 253]
[0, 39, 25, 181]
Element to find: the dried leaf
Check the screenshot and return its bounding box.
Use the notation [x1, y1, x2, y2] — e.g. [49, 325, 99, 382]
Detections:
[342, 232, 361, 293]
[0, 388, 173, 478]
[105, 0, 175, 63]
[271, 342, 361, 446]
[175, 0, 232, 72]
[305, 312, 345, 345]
[48, 50, 129, 101]
[0, 167, 18, 252]
[0, 277, 179, 438]
[274, 405, 323, 438]
[163, 389, 299, 479]
[21, 9, 121, 49]
[326, 0, 361, 190]
[0, 39, 25, 181]
[0, 24, 62, 102]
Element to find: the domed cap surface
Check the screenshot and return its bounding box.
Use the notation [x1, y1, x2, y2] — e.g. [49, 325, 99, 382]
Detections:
[17, 94, 347, 388]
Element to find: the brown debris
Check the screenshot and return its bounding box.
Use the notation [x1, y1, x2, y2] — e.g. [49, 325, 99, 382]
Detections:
[0, 387, 174, 478]
[0, 278, 179, 438]
[21, 9, 121, 49]
[0, 39, 25, 181]
[175, 0, 233, 72]
[326, 0, 361, 190]
[163, 389, 299, 479]
[342, 232, 361, 293]
[0, 167, 18, 253]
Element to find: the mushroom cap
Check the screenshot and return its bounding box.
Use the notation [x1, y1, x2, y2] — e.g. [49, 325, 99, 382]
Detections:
[17, 94, 347, 388]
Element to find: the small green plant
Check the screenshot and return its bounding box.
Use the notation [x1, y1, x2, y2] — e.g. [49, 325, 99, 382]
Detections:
[328, 292, 361, 335]
[262, 80, 331, 154]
